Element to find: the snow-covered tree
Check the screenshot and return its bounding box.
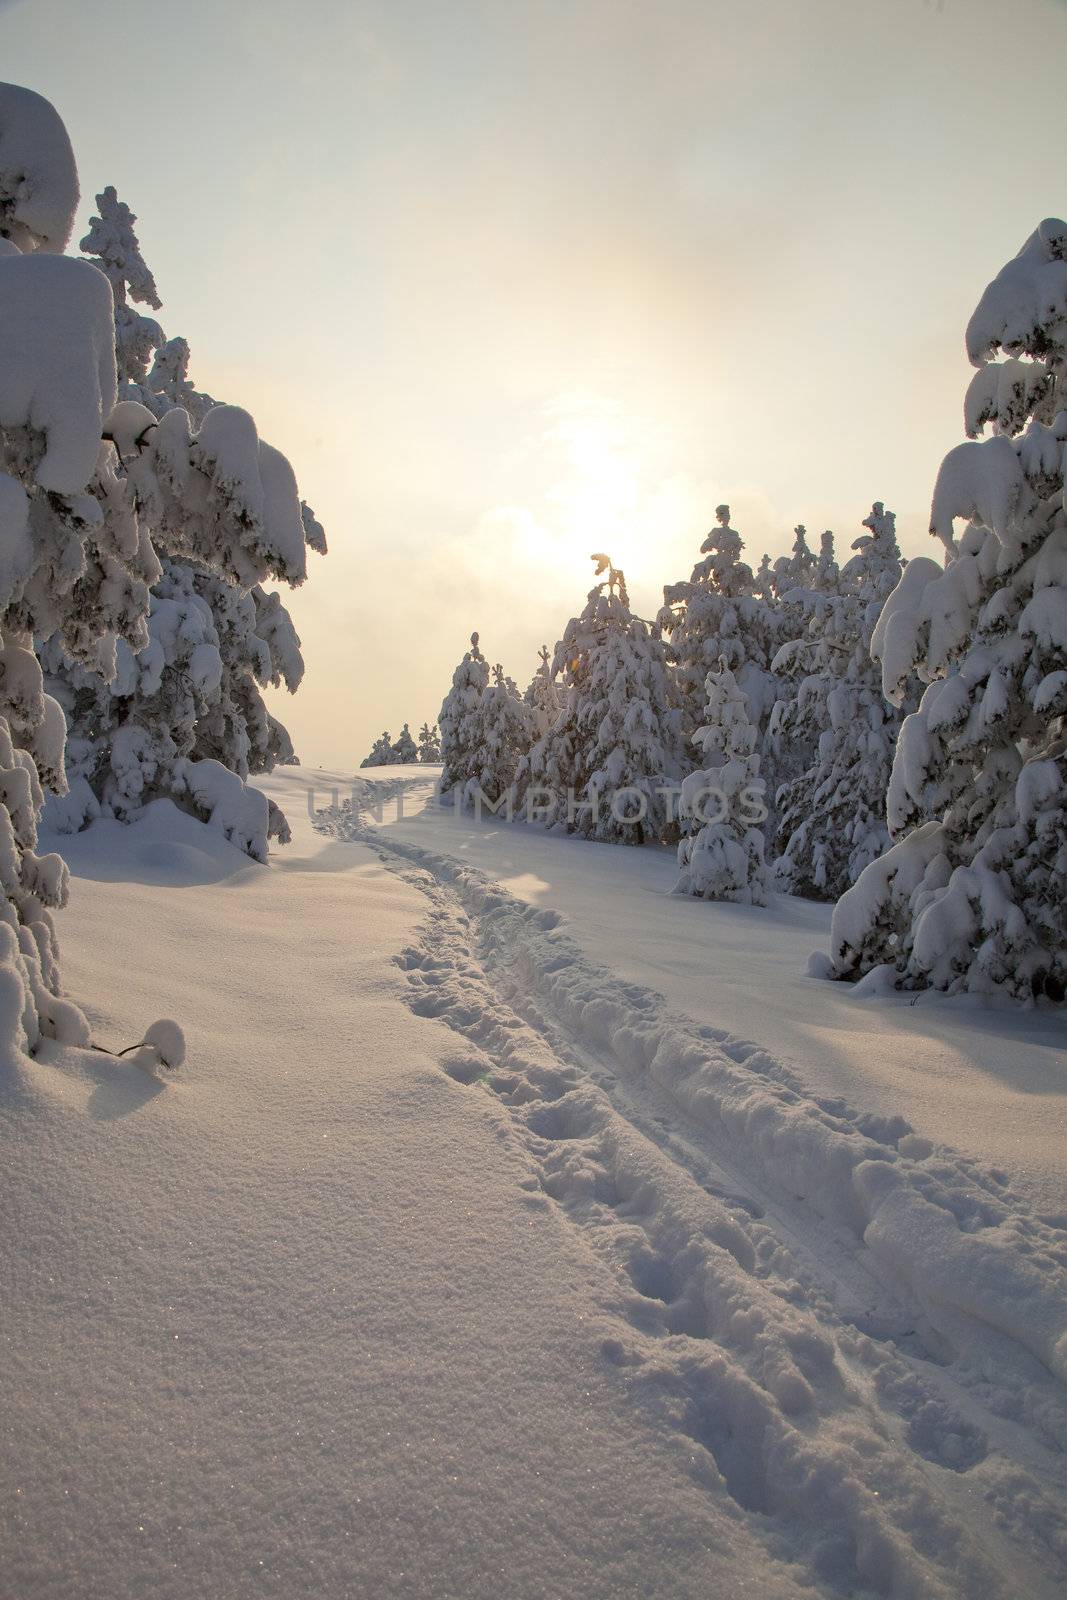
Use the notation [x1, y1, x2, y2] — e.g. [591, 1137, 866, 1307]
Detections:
[675, 661, 769, 904]
[760, 528, 839, 834]
[774, 503, 906, 899]
[41, 188, 324, 856]
[522, 557, 681, 843]
[774, 523, 817, 594]
[78, 186, 162, 387]
[525, 644, 562, 738]
[438, 632, 490, 801]
[417, 722, 441, 763]
[390, 723, 418, 764]
[471, 665, 532, 809]
[814, 528, 839, 593]
[0, 83, 164, 1060]
[830, 219, 1067, 999]
[360, 731, 394, 768]
[753, 552, 776, 602]
[658, 505, 779, 751]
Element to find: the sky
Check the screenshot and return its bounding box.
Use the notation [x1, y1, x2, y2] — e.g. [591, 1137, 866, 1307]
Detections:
[4, 0, 1067, 766]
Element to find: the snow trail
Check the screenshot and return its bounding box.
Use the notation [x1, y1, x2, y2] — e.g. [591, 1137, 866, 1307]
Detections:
[316, 782, 1067, 1597]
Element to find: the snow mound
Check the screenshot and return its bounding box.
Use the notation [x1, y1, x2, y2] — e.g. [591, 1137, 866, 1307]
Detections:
[40, 798, 262, 888]
[142, 1017, 185, 1070]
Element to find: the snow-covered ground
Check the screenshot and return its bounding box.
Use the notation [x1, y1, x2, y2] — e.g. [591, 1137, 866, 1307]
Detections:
[357, 771, 1067, 1219]
[4, 764, 1066, 1599]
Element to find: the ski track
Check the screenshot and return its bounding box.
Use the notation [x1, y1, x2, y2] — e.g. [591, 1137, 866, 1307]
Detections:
[318, 785, 1067, 1599]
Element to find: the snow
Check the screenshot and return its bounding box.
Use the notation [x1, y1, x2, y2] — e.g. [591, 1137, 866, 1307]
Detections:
[0, 252, 117, 492]
[191, 407, 308, 585]
[930, 436, 1029, 553]
[352, 774, 1067, 1220]
[4, 779, 816, 1600]
[4, 765, 1067, 1597]
[965, 217, 1067, 366]
[177, 757, 272, 863]
[0, 82, 79, 254]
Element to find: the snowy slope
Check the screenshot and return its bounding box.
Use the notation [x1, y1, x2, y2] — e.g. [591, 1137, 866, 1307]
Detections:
[2, 766, 1065, 1598]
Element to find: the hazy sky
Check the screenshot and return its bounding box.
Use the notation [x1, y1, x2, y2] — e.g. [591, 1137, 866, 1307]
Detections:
[5, 0, 1067, 765]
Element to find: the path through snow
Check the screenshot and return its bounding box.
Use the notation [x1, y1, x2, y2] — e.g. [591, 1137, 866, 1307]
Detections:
[308, 767, 1067, 1597]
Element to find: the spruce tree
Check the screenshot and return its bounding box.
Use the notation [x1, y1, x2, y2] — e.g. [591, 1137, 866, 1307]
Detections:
[675, 661, 769, 904]
[831, 219, 1067, 998]
[774, 504, 907, 899]
[523, 557, 681, 843]
[814, 529, 839, 593]
[438, 632, 490, 801]
[0, 84, 162, 1056]
[475, 665, 532, 809]
[361, 732, 394, 768]
[390, 723, 418, 764]
[417, 722, 441, 763]
[658, 505, 778, 752]
[525, 644, 562, 738]
[41, 188, 324, 853]
[774, 523, 817, 594]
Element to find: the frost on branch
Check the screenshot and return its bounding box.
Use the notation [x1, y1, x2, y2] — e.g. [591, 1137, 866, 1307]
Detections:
[830, 220, 1067, 1000]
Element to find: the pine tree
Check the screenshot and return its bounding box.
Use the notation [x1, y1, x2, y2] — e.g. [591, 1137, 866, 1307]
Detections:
[390, 723, 418, 764]
[675, 661, 769, 904]
[417, 722, 441, 763]
[438, 632, 490, 801]
[523, 557, 681, 843]
[361, 732, 394, 768]
[831, 219, 1067, 999]
[774, 503, 907, 899]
